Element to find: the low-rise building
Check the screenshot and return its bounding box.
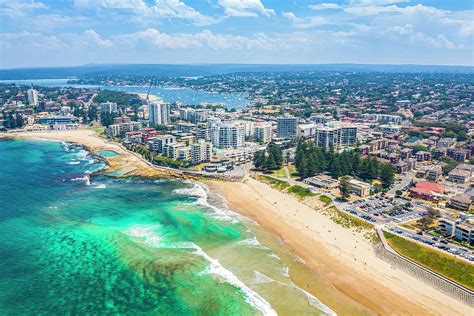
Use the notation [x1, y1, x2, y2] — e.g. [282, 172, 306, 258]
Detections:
[438, 217, 457, 236]
[448, 194, 472, 211]
[347, 178, 371, 197]
[409, 182, 444, 201]
[447, 148, 471, 161]
[448, 168, 471, 183]
[427, 165, 442, 181]
[166, 143, 186, 160]
[303, 175, 339, 190]
[455, 222, 474, 245]
[415, 151, 431, 162]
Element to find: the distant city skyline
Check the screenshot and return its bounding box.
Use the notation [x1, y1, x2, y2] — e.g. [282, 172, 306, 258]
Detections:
[1, 0, 473, 68]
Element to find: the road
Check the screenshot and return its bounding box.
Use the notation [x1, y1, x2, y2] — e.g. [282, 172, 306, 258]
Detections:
[387, 171, 414, 196]
[84, 93, 97, 109]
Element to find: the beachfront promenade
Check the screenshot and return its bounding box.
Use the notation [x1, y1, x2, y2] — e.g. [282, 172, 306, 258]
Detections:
[375, 227, 474, 307]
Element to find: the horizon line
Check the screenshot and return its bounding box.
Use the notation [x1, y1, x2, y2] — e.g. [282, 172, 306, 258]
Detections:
[1, 62, 474, 71]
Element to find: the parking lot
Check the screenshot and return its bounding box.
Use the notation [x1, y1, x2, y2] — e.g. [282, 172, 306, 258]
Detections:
[344, 195, 425, 224]
[387, 226, 474, 262]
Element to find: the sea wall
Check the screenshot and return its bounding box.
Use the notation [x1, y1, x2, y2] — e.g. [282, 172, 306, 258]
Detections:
[373, 230, 473, 307]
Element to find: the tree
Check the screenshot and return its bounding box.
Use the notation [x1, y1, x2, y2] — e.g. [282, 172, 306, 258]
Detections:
[100, 112, 118, 127]
[339, 176, 351, 201]
[15, 115, 24, 128]
[412, 145, 428, 154]
[417, 216, 434, 231]
[427, 208, 440, 219]
[265, 153, 278, 170]
[267, 143, 283, 168]
[379, 163, 396, 188]
[395, 190, 403, 196]
[329, 156, 342, 179]
[253, 150, 266, 170]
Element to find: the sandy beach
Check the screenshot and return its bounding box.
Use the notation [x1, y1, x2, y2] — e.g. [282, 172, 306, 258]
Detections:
[207, 178, 472, 315]
[2, 129, 471, 315]
[136, 92, 162, 103]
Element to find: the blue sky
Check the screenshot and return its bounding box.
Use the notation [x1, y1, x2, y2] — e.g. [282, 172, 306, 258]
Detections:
[0, 0, 473, 68]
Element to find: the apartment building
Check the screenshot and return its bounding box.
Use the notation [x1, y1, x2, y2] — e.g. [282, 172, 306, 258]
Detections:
[276, 114, 297, 139]
[314, 124, 357, 149]
[148, 101, 170, 126]
[254, 123, 273, 144]
[191, 139, 213, 164]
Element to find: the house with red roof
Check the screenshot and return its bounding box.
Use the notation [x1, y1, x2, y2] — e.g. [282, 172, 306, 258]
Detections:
[409, 182, 444, 201]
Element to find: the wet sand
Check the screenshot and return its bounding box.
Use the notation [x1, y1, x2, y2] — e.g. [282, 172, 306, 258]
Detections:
[207, 178, 472, 315]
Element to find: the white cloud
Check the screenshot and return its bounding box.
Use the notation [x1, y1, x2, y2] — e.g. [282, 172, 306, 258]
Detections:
[74, 0, 219, 25]
[349, 0, 410, 5]
[74, 0, 149, 12]
[345, 3, 446, 16]
[282, 11, 304, 23]
[309, 3, 343, 11]
[388, 24, 456, 49]
[217, 0, 275, 17]
[115, 27, 304, 50]
[0, 0, 47, 16]
[84, 29, 113, 47]
[0, 29, 114, 49]
[282, 12, 330, 29]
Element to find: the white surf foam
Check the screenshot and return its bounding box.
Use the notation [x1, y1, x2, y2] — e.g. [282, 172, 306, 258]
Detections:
[173, 182, 239, 222]
[70, 175, 90, 185]
[297, 285, 336, 316]
[279, 266, 290, 278]
[124, 224, 276, 316]
[67, 161, 80, 165]
[268, 253, 281, 261]
[253, 271, 336, 316]
[193, 244, 277, 316]
[236, 237, 268, 250]
[124, 224, 163, 247]
[94, 184, 107, 189]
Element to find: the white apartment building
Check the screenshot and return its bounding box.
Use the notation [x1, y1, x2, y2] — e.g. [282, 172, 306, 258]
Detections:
[254, 123, 273, 144]
[151, 135, 176, 153]
[27, 88, 38, 106]
[362, 114, 402, 124]
[148, 101, 170, 126]
[244, 120, 254, 138]
[191, 139, 213, 164]
[100, 101, 118, 113]
[165, 143, 191, 161]
[106, 124, 121, 137]
[208, 119, 246, 149]
[315, 124, 357, 149]
[297, 123, 318, 139]
[179, 108, 209, 123]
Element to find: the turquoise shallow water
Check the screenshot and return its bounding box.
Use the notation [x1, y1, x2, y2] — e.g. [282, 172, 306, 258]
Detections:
[96, 150, 121, 158]
[0, 138, 333, 315]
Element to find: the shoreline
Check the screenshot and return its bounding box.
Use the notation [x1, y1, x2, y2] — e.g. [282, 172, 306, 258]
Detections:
[2, 129, 471, 315]
[0, 129, 175, 179]
[136, 92, 162, 103]
[206, 178, 472, 315]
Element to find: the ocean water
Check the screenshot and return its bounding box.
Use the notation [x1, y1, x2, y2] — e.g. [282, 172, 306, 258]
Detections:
[0, 138, 334, 315]
[0, 79, 249, 109]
